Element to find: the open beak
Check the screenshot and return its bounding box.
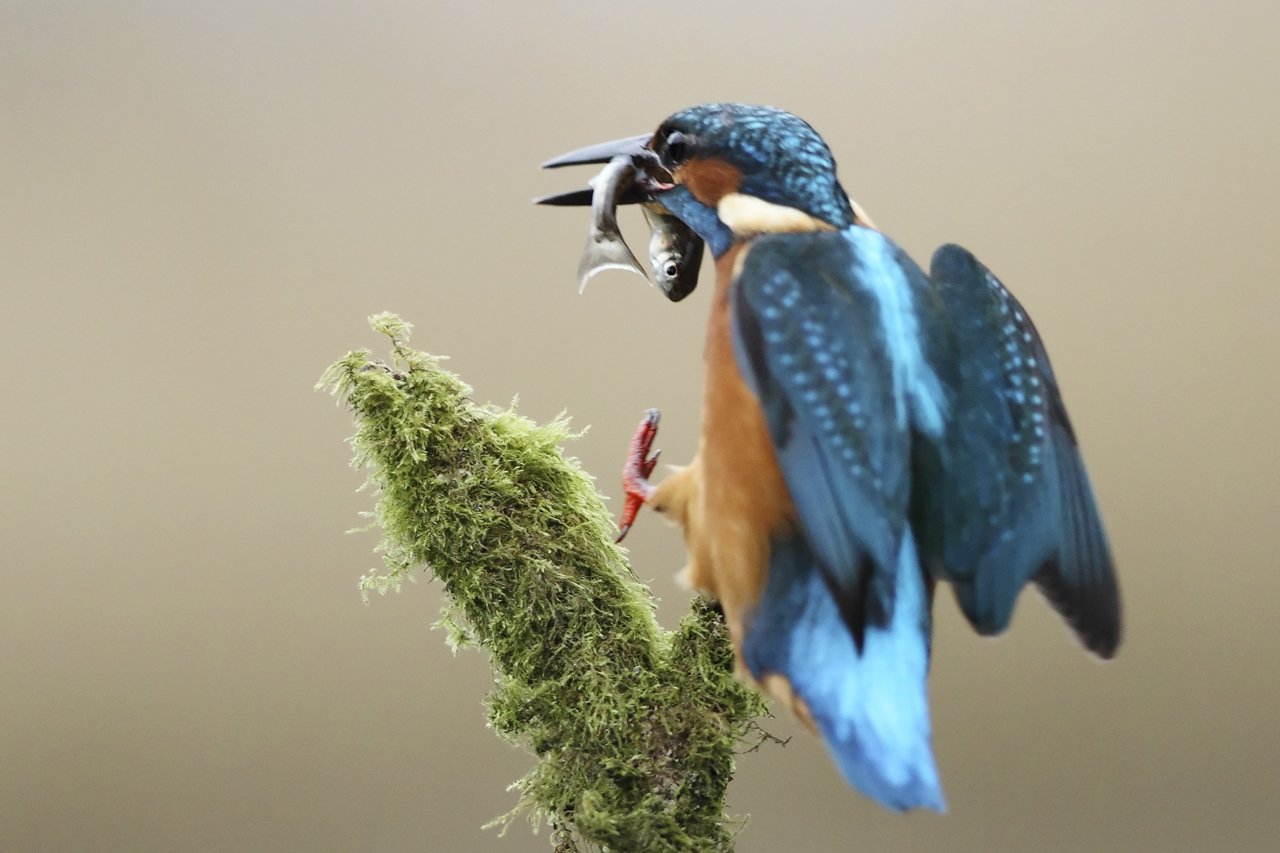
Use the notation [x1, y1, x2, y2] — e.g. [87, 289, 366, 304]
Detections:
[536, 132, 701, 302]
[535, 134, 667, 207]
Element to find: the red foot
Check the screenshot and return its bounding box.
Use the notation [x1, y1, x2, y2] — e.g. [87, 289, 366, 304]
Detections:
[616, 409, 661, 543]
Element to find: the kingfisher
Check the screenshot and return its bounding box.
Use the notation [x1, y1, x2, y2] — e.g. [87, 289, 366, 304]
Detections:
[540, 103, 1121, 812]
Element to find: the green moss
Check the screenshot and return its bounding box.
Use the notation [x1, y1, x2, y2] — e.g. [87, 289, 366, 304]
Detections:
[319, 314, 768, 852]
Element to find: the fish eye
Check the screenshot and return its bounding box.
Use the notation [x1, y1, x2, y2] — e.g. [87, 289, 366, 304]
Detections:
[662, 259, 679, 280]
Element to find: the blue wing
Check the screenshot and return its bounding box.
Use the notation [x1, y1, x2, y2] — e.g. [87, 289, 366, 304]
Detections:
[913, 245, 1121, 657]
[732, 227, 949, 644]
[732, 227, 948, 810]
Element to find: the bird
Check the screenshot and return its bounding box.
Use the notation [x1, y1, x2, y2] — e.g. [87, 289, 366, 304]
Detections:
[540, 103, 1121, 812]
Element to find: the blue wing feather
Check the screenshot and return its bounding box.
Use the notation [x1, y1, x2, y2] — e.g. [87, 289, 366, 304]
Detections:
[725, 229, 1117, 811]
[731, 228, 948, 809]
[732, 230, 912, 642]
[919, 244, 1121, 656]
[741, 532, 944, 811]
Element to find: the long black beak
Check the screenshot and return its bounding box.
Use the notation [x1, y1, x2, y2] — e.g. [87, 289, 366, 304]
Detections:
[535, 133, 657, 207]
[540, 133, 650, 170]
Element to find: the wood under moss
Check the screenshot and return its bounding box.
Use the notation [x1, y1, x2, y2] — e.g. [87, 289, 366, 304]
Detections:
[319, 313, 768, 852]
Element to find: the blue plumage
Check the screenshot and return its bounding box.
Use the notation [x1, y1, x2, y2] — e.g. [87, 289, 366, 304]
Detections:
[743, 532, 944, 811]
[662, 103, 856, 229]
[726, 216, 1120, 805]
[919, 245, 1120, 653]
[661, 104, 1118, 806]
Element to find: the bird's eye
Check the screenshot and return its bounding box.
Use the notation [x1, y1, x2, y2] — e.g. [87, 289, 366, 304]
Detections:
[664, 132, 690, 166]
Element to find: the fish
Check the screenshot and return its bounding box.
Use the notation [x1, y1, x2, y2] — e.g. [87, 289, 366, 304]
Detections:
[575, 155, 648, 294]
[537, 151, 705, 300]
[642, 204, 704, 302]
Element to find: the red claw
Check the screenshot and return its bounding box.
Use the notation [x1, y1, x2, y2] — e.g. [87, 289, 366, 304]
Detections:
[616, 409, 661, 543]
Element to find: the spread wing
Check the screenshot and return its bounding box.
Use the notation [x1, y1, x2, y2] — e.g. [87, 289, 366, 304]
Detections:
[913, 244, 1121, 657]
[731, 228, 948, 647]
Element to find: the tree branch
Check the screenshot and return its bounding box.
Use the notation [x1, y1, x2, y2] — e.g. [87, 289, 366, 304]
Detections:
[318, 313, 768, 852]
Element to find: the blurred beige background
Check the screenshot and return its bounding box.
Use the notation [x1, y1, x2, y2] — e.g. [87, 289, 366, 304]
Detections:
[3, 1, 1278, 850]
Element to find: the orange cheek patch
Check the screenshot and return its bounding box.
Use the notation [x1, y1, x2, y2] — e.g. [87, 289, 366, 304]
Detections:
[676, 158, 742, 207]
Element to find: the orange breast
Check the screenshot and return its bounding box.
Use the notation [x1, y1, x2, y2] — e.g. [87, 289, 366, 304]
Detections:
[655, 243, 795, 651]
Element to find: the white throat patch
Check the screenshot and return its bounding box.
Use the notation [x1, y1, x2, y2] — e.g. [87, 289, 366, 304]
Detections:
[717, 192, 836, 237]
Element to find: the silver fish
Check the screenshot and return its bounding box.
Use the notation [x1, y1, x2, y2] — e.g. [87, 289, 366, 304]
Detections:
[538, 148, 705, 300]
[576, 155, 648, 294]
[642, 204, 703, 302]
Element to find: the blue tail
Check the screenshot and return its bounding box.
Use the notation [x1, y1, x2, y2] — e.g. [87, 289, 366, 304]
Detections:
[742, 530, 945, 811]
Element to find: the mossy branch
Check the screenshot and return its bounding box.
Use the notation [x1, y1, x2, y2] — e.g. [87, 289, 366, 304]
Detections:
[318, 313, 768, 852]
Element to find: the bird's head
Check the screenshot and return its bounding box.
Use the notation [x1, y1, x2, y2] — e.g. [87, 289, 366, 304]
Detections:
[650, 103, 857, 254]
[542, 104, 859, 258]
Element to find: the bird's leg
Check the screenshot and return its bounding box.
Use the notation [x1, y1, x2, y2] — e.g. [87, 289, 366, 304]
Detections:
[616, 408, 661, 543]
